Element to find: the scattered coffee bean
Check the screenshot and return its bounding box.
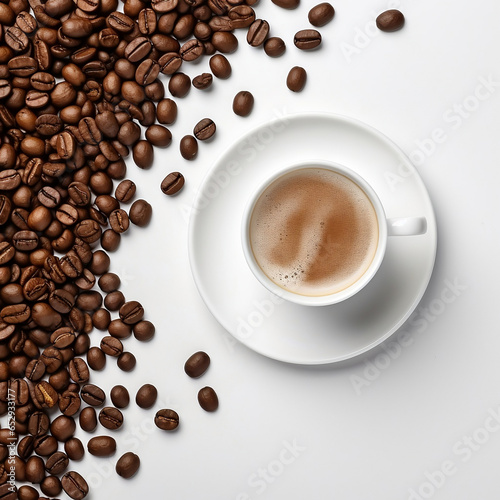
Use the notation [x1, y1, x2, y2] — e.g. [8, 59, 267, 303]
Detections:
[194, 118, 216, 141]
[79, 407, 98, 433]
[145, 125, 172, 147]
[155, 409, 179, 431]
[87, 436, 116, 457]
[309, 3, 335, 26]
[61, 471, 89, 500]
[287, 66, 307, 92]
[81, 384, 106, 406]
[271, 0, 299, 8]
[376, 9, 405, 32]
[116, 452, 140, 479]
[209, 54, 231, 79]
[180, 135, 198, 160]
[99, 407, 124, 430]
[136, 383, 158, 409]
[111, 385, 130, 408]
[117, 352, 137, 371]
[115, 180, 137, 204]
[65, 438, 85, 461]
[184, 351, 211, 378]
[198, 386, 219, 412]
[264, 37, 286, 57]
[294, 29, 322, 50]
[129, 200, 153, 227]
[233, 91, 254, 116]
[247, 19, 270, 47]
[193, 73, 213, 90]
[157, 98, 178, 124]
[169, 72, 191, 98]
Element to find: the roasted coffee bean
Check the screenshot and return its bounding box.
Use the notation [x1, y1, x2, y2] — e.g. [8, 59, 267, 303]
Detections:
[135, 59, 160, 86]
[180, 135, 198, 160]
[87, 346, 106, 371]
[5, 26, 29, 52]
[61, 471, 88, 500]
[119, 300, 144, 324]
[287, 66, 307, 92]
[18, 485, 39, 500]
[145, 125, 171, 148]
[34, 381, 58, 409]
[87, 435, 116, 456]
[132, 140, 154, 169]
[12, 230, 38, 251]
[99, 406, 124, 429]
[79, 407, 98, 432]
[198, 386, 219, 411]
[209, 54, 231, 79]
[64, 437, 85, 460]
[68, 358, 90, 384]
[110, 385, 130, 408]
[117, 351, 136, 371]
[92, 308, 111, 330]
[28, 411, 50, 437]
[25, 455, 45, 483]
[40, 475, 62, 497]
[155, 409, 179, 430]
[34, 434, 58, 456]
[109, 209, 129, 233]
[45, 451, 69, 475]
[104, 291, 125, 311]
[157, 98, 177, 124]
[11, 378, 29, 405]
[193, 118, 216, 141]
[79, 117, 102, 145]
[100, 335, 123, 356]
[107, 12, 135, 33]
[115, 180, 136, 203]
[169, 72, 191, 98]
[294, 29, 322, 50]
[125, 37, 152, 62]
[192, 72, 213, 90]
[25, 358, 46, 381]
[233, 90, 254, 116]
[212, 31, 238, 53]
[180, 38, 204, 61]
[184, 351, 210, 378]
[58, 391, 81, 416]
[50, 415, 76, 442]
[247, 19, 269, 47]
[158, 52, 183, 75]
[17, 435, 34, 459]
[50, 327, 75, 349]
[376, 9, 405, 31]
[81, 383, 106, 406]
[308, 2, 335, 26]
[271, 0, 299, 8]
[129, 199, 152, 227]
[116, 452, 140, 478]
[136, 383, 157, 408]
[161, 172, 185, 195]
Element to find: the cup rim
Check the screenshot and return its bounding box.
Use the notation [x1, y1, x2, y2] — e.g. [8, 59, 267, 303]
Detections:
[241, 160, 388, 306]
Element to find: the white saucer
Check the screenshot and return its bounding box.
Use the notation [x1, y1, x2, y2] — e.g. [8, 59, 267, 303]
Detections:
[188, 113, 437, 364]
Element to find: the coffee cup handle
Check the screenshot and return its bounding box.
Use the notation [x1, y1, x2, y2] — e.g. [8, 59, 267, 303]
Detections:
[387, 217, 427, 236]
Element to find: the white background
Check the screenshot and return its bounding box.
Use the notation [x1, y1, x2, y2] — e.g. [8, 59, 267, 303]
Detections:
[32, 0, 500, 499]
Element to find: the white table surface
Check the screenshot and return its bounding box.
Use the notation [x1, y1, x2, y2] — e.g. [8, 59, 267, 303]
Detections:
[61, 1, 500, 499]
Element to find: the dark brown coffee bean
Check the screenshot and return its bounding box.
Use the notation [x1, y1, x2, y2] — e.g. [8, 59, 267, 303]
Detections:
[180, 135, 198, 160]
[135, 59, 160, 86]
[212, 31, 238, 53]
[28, 411, 50, 437]
[0, 169, 21, 191]
[8, 56, 37, 77]
[158, 52, 182, 75]
[247, 19, 269, 47]
[157, 98, 177, 124]
[136, 383, 157, 408]
[228, 5, 255, 28]
[132, 140, 154, 169]
[25, 358, 46, 382]
[161, 171, 184, 195]
[233, 90, 254, 116]
[50, 415, 76, 442]
[68, 182, 91, 206]
[193, 118, 216, 141]
[271, 0, 299, 8]
[75, 219, 102, 244]
[119, 300, 144, 324]
[79, 117, 102, 145]
[107, 11, 135, 33]
[34, 381, 58, 408]
[125, 37, 152, 62]
[68, 358, 90, 384]
[12, 230, 39, 251]
[77, 0, 99, 12]
[294, 29, 322, 50]
[87, 346, 106, 370]
[184, 351, 210, 378]
[64, 437, 84, 461]
[309, 2, 335, 27]
[108, 209, 129, 233]
[209, 54, 231, 79]
[11, 378, 29, 405]
[5, 26, 29, 52]
[79, 407, 97, 432]
[25, 455, 45, 483]
[81, 383, 106, 406]
[129, 199, 152, 227]
[50, 327, 76, 349]
[41, 475, 62, 497]
[116, 452, 140, 478]
[168, 72, 191, 98]
[45, 451, 69, 475]
[117, 121, 141, 146]
[99, 406, 124, 429]
[192, 72, 213, 90]
[33, 434, 58, 456]
[180, 38, 204, 61]
[117, 351, 136, 371]
[287, 66, 307, 92]
[198, 386, 219, 411]
[154, 409, 179, 430]
[61, 471, 88, 500]
[62, 18, 92, 38]
[376, 9, 405, 32]
[144, 125, 171, 148]
[59, 391, 81, 416]
[87, 435, 116, 456]
[100, 335, 123, 356]
[110, 385, 130, 408]
[115, 180, 136, 203]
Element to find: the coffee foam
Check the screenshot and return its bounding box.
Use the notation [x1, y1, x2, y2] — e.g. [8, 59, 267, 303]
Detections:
[249, 168, 379, 296]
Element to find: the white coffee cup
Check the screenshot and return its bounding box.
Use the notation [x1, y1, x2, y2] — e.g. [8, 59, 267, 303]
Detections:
[241, 160, 427, 306]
